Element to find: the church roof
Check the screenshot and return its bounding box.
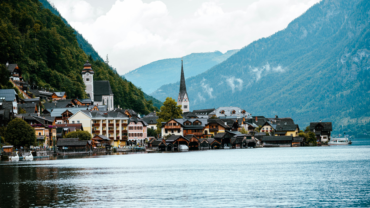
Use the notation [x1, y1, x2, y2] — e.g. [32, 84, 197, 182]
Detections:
[93, 81, 113, 101]
[179, 59, 188, 100]
[81, 60, 94, 74]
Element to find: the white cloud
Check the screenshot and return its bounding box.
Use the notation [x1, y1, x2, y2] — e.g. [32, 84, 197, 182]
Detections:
[251, 63, 286, 82]
[226, 76, 243, 93]
[49, 0, 320, 74]
[201, 78, 214, 98]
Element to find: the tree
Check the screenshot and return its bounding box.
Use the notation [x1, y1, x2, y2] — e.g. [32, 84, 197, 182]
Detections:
[240, 127, 248, 134]
[18, 108, 27, 114]
[156, 97, 183, 134]
[147, 128, 157, 137]
[5, 118, 36, 147]
[209, 115, 217, 119]
[255, 125, 262, 132]
[64, 130, 92, 140]
[0, 64, 10, 88]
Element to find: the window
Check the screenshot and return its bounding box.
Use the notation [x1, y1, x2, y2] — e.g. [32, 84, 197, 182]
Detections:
[77, 121, 80, 123]
[38, 132, 41, 136]
[72, 121, 75, 124]
[178, 130, 180, 133]
[86, 78, 89, 81]
[184, 105, 187, 109]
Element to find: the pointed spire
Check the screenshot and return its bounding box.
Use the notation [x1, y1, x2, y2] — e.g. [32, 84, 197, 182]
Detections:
[179, 58, 187, 98]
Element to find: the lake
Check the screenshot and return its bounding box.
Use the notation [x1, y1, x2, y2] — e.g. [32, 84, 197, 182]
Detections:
[1, 139, 370, 207]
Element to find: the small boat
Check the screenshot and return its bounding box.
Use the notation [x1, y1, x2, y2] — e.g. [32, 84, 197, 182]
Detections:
[24, 151, 33, 161]
[179, 145, 189, 151]
[328, 138, 351, 145]
[9, 151, 19, 161]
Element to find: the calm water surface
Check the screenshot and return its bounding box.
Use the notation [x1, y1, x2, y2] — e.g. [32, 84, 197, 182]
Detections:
[1, 139, 370, 207]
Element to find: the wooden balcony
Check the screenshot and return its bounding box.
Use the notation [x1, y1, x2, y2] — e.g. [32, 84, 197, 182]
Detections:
[108, 123, 114, 127]
[209, 128, 219, 132]
[121, 123, 128, 127]
[165, 125, 181, 129]
[108, 130, 114, 133]
[93, 123, 100, 127]
[122, 130, 127, 134]
[94, 130, 100, 134]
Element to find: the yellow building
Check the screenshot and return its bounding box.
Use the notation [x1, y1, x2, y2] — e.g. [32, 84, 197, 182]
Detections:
[275, 124, 300, 137]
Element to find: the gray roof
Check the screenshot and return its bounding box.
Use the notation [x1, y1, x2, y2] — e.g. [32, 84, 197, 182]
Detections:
[18, 103, 37, 114]
[54, 92, 66, 97]
[207, 119, 230, 128]
[310, 122, 332, 131]
[129, 117, 148, 126]
[21, 98, 40, 103]
[262, 136, 293, 142]
[6, 64, 18, 73]
[166, 135, 185, 143]
[275, 124, 299, 132]
[94, 81, 113, 101]
[141, 116, 158, 125]
[210, 107, 251, 118]
[57, 138, 91, 147]
[50, 107, 87, 117]
[0, 89, 17, 102]
[144, 112, 157, 117]
[82, 110, 129, 119]
[193, 108, 215, 115]
[44, 99, 74, 109]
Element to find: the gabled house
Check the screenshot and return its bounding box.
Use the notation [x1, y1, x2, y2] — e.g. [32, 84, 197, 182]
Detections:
[274, 124, 299, 137]
[18, 103, 38, 114]
[260, 121, 276, 135]
[142, 111, 158, 130]
[161, 119, 183, 137]
[0, 89, 19, 115]
[179, 118, 207, 138]
[310, 122, 332, 143]
[128, 117, 148, 146]
[204, 119, 231, 137]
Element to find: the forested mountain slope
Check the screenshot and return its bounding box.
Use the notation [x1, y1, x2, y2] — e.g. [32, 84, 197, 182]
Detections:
[125, 50, 238, 94]
[151, 0, 370, 136]
[0, 0, 158, 114]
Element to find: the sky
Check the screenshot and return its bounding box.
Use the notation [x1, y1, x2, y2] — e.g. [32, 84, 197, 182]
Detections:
[49, 0, 321, 75]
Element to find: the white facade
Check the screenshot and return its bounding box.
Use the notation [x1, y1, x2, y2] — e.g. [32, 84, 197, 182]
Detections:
[178, 93, 190, 113]
[83, 72, 94, 102]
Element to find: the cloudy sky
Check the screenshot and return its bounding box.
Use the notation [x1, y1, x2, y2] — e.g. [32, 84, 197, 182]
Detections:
[49, 0, 320, 75]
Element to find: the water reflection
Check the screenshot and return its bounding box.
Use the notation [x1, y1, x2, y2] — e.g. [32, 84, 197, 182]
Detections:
[1, 139, 370, 207]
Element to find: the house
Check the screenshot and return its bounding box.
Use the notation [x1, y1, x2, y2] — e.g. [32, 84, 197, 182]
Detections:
[92, 135, 111, 148]
[44, 99, 75, 110]
[142, 112, 158, 130]
[68, 110, 129, 147]
[51, 92, 67, 101]
[6, 63, 30, 98]
[128, 117, 148, 146]
[161, 119, 183, 137]
[204, 119, 231, 137]
[0, 99, 14, 126]
[21, 114, 56, 147]
[55, 123, 84, 139]
[261, 136, 293, 147]
[260, 121, 276, 135]
[0, 89, 19, 115]
[18, 103, 38, 114]
[82, 60, 114, 111]
[180, 118, 207, 138]
[57, 138, 92, 152]
[214, 131, 241, 148]
[310, 122, 332, 143]
[2, 145, 13, 153]
[274, 124, 300, 137]
[209, 107, 251, 119]
[165, 135, 200, 151]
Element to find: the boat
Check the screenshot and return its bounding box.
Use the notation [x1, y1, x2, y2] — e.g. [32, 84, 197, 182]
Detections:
[328, 138, 352, 145]
[24, 151, 34, 161]
[9, 151, 19, 161]
[178, 145, 189, 151]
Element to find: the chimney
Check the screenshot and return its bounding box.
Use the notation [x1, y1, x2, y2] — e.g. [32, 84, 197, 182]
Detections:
[255, 117, 258, 123]
[275, 115, 278, 119]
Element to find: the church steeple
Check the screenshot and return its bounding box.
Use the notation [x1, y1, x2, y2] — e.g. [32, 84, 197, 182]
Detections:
[177, 58, 190, 112]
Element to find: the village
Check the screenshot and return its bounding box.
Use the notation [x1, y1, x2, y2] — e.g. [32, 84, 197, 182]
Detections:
[0, 60, 333, 159]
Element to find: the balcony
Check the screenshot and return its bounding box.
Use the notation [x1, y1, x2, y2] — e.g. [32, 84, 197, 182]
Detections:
[121, 123, 128, 127]
[102, 131, 107, 135]
[165, 125, 181, 129]
[209, 128, 219, 132]
[108, 123, 114, 127]
[93, 123, 100, 127]
[94, 130, 100, 134]
[122, 130, 128, 134]
[109, 130, 114, 133]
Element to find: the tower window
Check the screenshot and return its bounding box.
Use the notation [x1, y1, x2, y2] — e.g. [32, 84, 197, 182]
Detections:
[86, 78, 89, 81]
[184, 105, 187, 109]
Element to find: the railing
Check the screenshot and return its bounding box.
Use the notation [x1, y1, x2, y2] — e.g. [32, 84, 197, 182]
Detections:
[165, 126, 181, 129]
[93, 123, 100, 127]
[209, 128, 218, 132]
[122, 130, 128, 133]
[108, 124, 114, 127]
[94, 130, 100, 134]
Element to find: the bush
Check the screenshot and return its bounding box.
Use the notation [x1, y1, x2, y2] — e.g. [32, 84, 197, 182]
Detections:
[64, 130, 92, 140]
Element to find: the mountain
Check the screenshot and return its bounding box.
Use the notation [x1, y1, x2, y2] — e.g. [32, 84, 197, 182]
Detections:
[0, 0, 158, 114]
[151, 0, 370, 137]
[124, 50, 238, 94]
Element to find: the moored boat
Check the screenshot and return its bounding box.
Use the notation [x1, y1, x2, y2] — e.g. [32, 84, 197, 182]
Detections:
[328, 138, 351, 145]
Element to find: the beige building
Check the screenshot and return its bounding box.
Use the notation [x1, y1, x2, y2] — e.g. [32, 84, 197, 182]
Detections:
[69, 110, 129, 147]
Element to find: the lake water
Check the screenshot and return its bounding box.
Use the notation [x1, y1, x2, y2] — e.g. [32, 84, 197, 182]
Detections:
[1, 139, 370, 207]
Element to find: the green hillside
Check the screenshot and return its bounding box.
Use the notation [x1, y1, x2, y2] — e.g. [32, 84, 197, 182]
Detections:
[151, 0, 370, 137]
[125, 50, 238, 94]
[0, 0, 158, 114]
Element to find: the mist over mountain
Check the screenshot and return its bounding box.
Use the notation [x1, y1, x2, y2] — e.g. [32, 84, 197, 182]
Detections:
[151, 0, 370, 136]
[124, 50, 238, 94]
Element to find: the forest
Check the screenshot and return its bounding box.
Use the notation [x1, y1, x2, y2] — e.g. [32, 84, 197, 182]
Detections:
[0, 0, 159, 114]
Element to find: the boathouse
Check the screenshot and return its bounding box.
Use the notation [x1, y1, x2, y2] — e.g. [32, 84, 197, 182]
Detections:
[261, 136, 293, 147]
[57, 138, 92, 152]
